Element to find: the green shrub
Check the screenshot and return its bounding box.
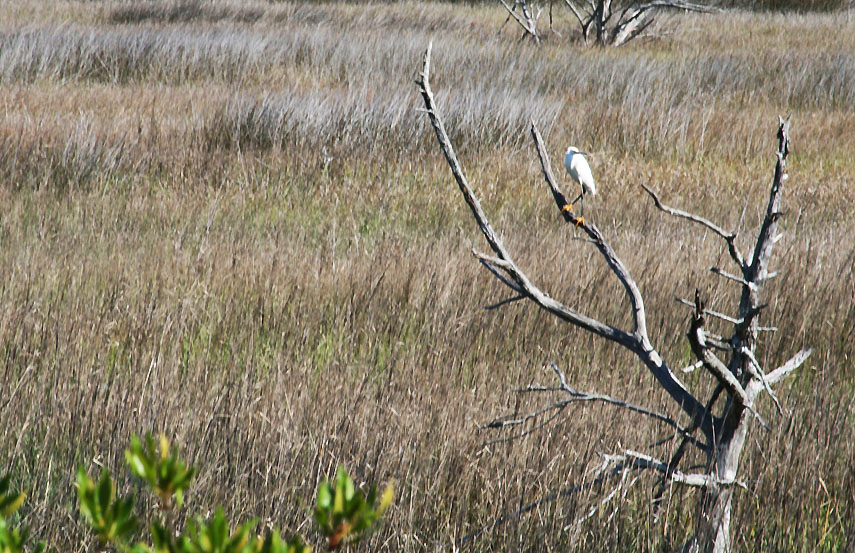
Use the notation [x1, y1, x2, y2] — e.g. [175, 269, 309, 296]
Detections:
[0, 433, 393, 552]
[72, 433, 393, 552]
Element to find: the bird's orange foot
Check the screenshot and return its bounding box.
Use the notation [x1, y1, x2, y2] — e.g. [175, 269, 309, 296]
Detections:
[560, 204, 574, 215]
[574, 216, 586, 227]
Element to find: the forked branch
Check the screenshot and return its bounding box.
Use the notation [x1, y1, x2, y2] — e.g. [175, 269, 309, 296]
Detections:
[687, 293, 749, 408]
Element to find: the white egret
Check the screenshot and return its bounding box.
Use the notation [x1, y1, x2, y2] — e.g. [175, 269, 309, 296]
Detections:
[564, 146, 596, 220]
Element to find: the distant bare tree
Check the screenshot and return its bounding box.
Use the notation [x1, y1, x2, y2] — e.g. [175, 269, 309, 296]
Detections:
[417, 42, 810, 553]
[498, 0, 544, 42]
[564, 0, 720, 45]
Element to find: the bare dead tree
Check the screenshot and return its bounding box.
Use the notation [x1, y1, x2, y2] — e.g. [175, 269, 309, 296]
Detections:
[498, 0, 544, 42]
[417, 42, 811, 553]
[563, 0, 721, 46]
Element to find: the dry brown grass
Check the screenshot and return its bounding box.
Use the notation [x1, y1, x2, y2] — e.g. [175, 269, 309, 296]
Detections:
[0, 1, 853, 551]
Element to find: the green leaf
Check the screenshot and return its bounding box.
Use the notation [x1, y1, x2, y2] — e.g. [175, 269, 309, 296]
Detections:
[332, 479, 345, 517]
[97, 472, 114, 513]
[335, 467, 355, 503]
[0, 490, 26, 517]
[159, 435, 170, 461]
[378, 481, 395, 514]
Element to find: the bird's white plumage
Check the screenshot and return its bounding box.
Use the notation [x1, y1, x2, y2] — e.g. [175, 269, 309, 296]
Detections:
[564, 146, 596, 197]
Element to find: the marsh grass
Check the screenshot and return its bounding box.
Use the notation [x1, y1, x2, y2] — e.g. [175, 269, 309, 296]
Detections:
[0, 1, 853, 552]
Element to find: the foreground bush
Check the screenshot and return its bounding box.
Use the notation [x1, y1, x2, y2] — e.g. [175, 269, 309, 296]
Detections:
[2, 435, 393, 553]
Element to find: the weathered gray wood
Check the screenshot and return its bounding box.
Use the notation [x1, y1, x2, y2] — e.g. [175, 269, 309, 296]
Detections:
[693, 117, 794, 553]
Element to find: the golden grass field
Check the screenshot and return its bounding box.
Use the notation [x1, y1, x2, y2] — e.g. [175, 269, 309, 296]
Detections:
[0, 1, 853, 551]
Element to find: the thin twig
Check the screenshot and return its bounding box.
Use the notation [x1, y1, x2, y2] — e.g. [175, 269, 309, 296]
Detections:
[676, 297, 740, 325]
[546, 362, 703, 446]
[484, 294, 527, 310]
[710, 267, 757, 289]
[642, 183, 746, 271]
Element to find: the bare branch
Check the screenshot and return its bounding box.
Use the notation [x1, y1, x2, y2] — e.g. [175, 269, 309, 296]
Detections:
[417, 43, 511, 264]
[484, 294, 527, 311]
[619, 450, 746, 490]
[471, 250, 632, 344]
[622, 0, 722, 20]
[563, 0, 589, 28]
[766, 348, 812, 385]
[739, 347, 784, 416]
[733, 303, 769, 336]
[681, 360, 703, 373]
[613, 12, 655, 46]
[531, 123, 648, 340]
[541, 362, 703, 445]
[477, 255, 525, 294]
[654, 381, 724, 512]
[687, 294, 748, 405]
[710, 267, 757, 290]
[642, 184, 746, 271]
[676, 297, 740, 325]
[498, 0, 540, 41]
[689, 326, 749, 409]
[747, 116, 790, 282]
[759, 270, 781, 282]
[484, 398, 570, 430]
[530, 122, 576, 223]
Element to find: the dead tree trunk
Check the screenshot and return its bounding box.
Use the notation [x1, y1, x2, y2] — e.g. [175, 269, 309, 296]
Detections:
[417, 42, 810, 552]
[681, 119, 807, 553]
